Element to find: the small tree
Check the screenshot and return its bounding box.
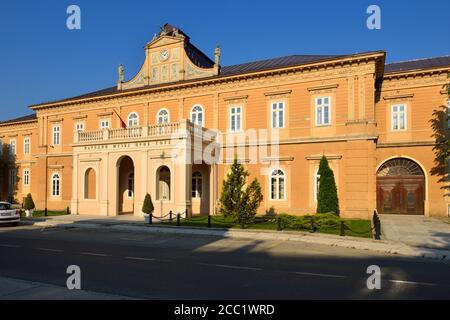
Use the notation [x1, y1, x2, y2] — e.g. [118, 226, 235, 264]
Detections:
[430, 76, 450, 195]
[317, 155, 340, 215]
[142, 193, 154, 215]
[0, 143, 19, 202]
[219, 159, 263, 227]
[23, 193, 35, 211]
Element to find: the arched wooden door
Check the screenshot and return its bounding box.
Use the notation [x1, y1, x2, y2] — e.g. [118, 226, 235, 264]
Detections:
[376, 158, 425, 215]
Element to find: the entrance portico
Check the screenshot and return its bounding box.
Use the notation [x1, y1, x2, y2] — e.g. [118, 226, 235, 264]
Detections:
[70, 120, 217, 217]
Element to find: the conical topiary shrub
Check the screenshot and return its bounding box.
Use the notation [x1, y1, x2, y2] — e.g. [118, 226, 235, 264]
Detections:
[23, 193, 35, 218]
[142, 193, 154, 215]
[316, 155, 340, 215]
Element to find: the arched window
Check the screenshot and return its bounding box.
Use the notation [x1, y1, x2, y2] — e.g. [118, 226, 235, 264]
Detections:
[52, 173, 60, 197]
[192, 172, 203, 198]
[314, 169, 320, 202]
[157, 109, 170, 124]
[127, 112, 139, 127]
[270, 169, 285, 200]
[157, 166, 171, 200]
[84, 168, 96, 199]
[127, 173, 134, 198]
[191, 105, 204, 126]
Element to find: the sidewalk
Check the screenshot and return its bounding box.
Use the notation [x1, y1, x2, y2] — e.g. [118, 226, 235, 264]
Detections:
[24, 215, 450, 262]
[380, 214, 450, 250]
[0, 276, 133, 300]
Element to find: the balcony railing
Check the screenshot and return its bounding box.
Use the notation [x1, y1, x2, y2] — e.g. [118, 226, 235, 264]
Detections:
[74, 120, 212, 144]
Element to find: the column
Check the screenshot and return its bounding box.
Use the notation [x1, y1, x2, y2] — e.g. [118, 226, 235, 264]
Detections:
[70, 154, 79, 215]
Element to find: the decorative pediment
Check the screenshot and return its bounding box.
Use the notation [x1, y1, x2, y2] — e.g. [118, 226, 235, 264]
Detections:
[118, 23, 220, 91]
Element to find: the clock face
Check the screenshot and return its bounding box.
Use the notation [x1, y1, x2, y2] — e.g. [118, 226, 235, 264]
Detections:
[160, 50, 170, 61]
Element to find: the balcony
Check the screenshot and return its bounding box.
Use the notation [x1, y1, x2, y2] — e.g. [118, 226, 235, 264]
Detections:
[74, 120, 214, 144]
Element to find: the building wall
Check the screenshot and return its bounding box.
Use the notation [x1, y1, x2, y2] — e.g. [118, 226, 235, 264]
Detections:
[1, 52, 448, 218]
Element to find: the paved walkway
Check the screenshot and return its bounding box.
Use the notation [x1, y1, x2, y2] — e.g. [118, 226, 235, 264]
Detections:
[380, 214, 450, 250]
[0, 276, 132, 300]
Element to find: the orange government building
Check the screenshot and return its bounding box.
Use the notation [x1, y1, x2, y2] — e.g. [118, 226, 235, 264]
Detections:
[0, 24, 449, 219]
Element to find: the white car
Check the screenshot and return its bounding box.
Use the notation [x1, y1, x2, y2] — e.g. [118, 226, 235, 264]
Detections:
[0, 202, 20, 226]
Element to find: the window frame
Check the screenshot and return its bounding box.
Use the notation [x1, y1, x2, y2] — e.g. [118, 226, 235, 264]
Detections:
[127, 112, 139, 128]
[100, 119, 110, 130]
[190, 105, 204, 127]
[9, 169, 16, 187]
[75, 122, 85, 132]
[271, 101, 285, 129]
[52, 125, 61, 146]
[315, 96, 331, 127]
[192, 171, 203, 199]
[314, 169, 320, 203]
[51, 173, 61, 197]
[229, 105, 243, 133]
[127, 172, 134, 198]
[23, 137, 31, 155]
[391, 103, 407, 131]
[157, 108, 170, 124]
[23, 169, 30, 186]
[9, 138, 16, 155]
[270, 169, 286, 201]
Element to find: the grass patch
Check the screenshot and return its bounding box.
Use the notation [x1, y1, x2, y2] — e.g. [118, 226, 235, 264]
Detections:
[21, 210, 68, 218]
[162, 213, 373, 238]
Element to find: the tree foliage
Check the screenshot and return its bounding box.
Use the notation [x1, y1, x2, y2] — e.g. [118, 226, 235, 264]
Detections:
[142, 193, 154, 214]
[0, 143, 18, 202]
[430, 76, 450, 195]
[219, 159, 263, 228]
[316, 155, 340, 215]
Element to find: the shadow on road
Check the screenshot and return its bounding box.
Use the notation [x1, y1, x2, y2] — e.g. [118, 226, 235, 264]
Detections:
[0, 222, 449, 300]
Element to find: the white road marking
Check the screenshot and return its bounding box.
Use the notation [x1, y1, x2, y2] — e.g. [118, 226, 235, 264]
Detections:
[294, 271, 347, 279]
[0, 244, 20, 248]
[198, 263, 262, 271]
[125, 256, 172, 263]
[38, 248, 64, 253]
[388, 279, 437, 287]
[80, 252, 109, 257]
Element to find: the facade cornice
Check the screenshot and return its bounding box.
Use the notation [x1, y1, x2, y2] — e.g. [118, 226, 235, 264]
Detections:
[30, 51, 385, 112]
[0, 120, 38, 129]
[376, 140, 435, 148]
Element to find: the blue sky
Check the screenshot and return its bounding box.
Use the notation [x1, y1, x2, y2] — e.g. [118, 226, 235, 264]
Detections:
[0, 0, 449, 121]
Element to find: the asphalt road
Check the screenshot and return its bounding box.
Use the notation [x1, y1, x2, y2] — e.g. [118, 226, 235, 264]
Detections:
[0, 224, 449, 299]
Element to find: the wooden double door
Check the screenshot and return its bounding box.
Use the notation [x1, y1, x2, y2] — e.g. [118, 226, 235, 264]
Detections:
[377, 176, 425, 215]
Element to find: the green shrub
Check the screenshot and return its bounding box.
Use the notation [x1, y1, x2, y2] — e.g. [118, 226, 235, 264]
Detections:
[317, 156, 340, 215]
[142, 193, 154, 214]
[23, 193, 35, 211]
[315, 213, 341, 229]
[219, 159, 263, 228]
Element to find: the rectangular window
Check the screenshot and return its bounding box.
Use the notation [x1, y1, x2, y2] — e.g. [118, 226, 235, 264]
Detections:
[52, 126, 61, 145]
[315, 97, 331, 126]
[10, 139, 16, 155]
[75, 122, 85, 132]
[230, 106, 242, 132]
[23, 170, 30, 186]
[100, 119, 110, 130]
[24, 137, 30, 154]
[0, 138, 3, 155]
[272, 102, 285, 129]
[9, 169, 16, 186]
[392, 104, 407, 131]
